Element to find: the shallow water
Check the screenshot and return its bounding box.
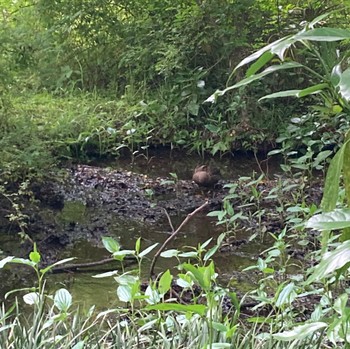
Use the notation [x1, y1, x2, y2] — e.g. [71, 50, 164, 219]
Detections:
[1, 151, 281, 308]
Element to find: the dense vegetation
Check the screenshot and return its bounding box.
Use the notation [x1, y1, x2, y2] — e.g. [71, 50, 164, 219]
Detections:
[1, 0, 350, 348]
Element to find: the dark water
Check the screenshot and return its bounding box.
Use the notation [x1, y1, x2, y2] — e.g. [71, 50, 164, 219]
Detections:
[0, 151, 280, 308]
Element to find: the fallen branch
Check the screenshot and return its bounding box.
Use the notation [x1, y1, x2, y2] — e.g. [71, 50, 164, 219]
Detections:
[149, 200, 209, 278]
[52, 256, 136, 273]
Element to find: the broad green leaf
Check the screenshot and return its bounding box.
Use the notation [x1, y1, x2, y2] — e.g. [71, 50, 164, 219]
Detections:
[54, 288, 72, 312]
[146, 303, 206, 316]
[273, 322, 327, 340]
[113, 250, 135, 259]
[306, 209, 350, 231]
[145, 285, 160, 305]
[29, 251, 41, 264]
[276, 283, 296, 307]
[114, 274, 138, 286]
[338, 68, 350, 101]
[23, 292, 40, 305]
[294, 28, 350, 41]
[259, 90, 300, 101]
[158, 269, 172, 295]
[307, 240, 350, 283]
[117, 285, 132, 302]
[102, 237, 120, 254]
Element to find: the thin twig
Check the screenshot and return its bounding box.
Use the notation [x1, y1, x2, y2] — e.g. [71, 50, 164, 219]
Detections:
[149, 201, 209, 278]
[163, 208, 175, 233]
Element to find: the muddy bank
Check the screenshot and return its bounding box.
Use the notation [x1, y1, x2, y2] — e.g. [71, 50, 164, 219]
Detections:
[1, 162, 321, 265]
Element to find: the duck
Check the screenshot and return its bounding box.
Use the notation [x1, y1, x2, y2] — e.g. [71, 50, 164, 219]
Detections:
[192, 165, 220, 187]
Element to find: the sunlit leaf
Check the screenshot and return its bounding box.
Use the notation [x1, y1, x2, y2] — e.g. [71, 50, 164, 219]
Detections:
[145, 285, 160, 305]
[92, 270, 119, 278]
[306, 209, 350, 231]
[338, 68, 350, 101]
[139, 243, 158, 258]
[307, 240, 350, 283]
[0, 256, 14, 268]
[54, 288, 72, 312]
[276, 283, 296, 307]
[23, 292, 40, 305]
[117, 285, 132, 302]
[259, 90, 300, 101]
[273, 322, 327, 340]
[294, 28, 350, 41]
[160, 249, 179, 258]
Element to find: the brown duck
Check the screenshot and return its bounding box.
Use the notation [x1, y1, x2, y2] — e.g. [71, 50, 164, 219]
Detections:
[192, 165, 220, 187]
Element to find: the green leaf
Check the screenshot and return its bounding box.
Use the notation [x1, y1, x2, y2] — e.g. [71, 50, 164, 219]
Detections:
[54, 288, 72, 312]
[294, 28, 350, 41]
[117, 285, 132, 302]
[23, 292, 40, 305]
[29, 251, 41, 264]
[139, 243, 158, 258]
[135, 237, 141, 255]
[245, 51, 274, 77]
[92, 270, 119, 278]
[298, 83, 329, 97]
[160, 249, 179, 258]
[306, 209, 350, 231]
[276, 283, 296, 307]
[158, 269, 172, 295]
[307, 240, 350, 283]
[102, 237, 120, 254]
[273, 322, 327, 341]
[321, 144, 346, 211]
[145, 303, 206, 316]
[259, 90, 300, 101]
[211, 322, 228, 332]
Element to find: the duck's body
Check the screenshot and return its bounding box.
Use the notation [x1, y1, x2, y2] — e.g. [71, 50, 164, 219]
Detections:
[192, 165, 220, 187]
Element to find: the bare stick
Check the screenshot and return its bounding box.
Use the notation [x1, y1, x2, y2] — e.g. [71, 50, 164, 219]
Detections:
[52, 257, 135, 273]
[149, 201, 209, 278]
